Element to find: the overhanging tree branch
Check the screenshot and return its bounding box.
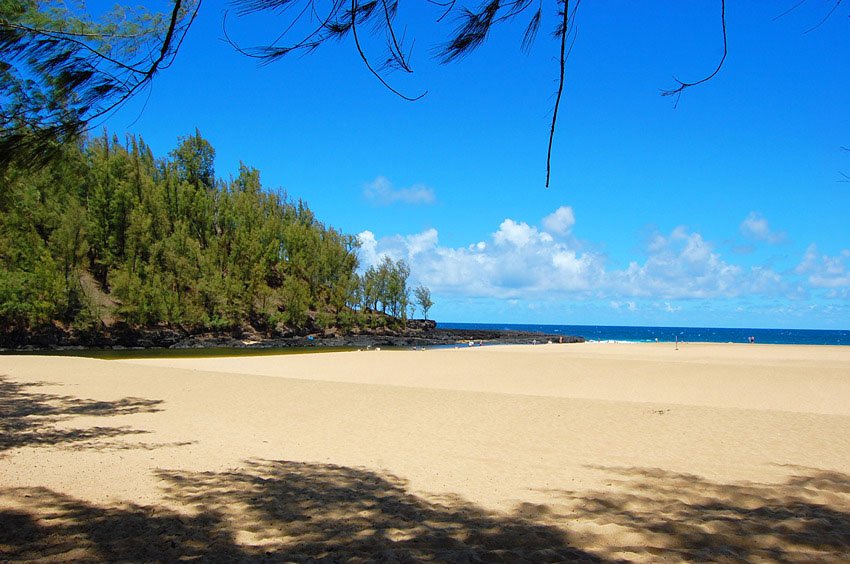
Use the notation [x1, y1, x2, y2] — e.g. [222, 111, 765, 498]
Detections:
[88, 0, 203, 124]
[661, 0, 727, 108]
[0, 1, 201, 168]
[548, 0, 580, 187]
[7, 1, 845, 187]
[350, 0, 426, 100]
[546, 0, 570, 188]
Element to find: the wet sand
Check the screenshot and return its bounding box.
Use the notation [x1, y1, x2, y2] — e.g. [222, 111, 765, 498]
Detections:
[2, 342, 849, 561]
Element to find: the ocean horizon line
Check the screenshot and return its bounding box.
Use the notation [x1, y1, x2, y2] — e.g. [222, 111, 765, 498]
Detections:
[438, 322, 850, 346]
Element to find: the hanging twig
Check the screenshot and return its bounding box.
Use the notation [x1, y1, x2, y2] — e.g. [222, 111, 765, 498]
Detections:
[546, 0, 578, 187]
[772, 0, 808, 21]
[88, 0, 202, 124]
[381, 0, 413, 72]
[661, 0, 727, 108]
[0, 0, 203, 168]
[804, 0, 844, 33]
[350, 0, 426, 101]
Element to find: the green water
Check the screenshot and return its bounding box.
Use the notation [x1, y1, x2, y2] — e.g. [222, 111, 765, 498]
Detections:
[0, 346, 359, 360]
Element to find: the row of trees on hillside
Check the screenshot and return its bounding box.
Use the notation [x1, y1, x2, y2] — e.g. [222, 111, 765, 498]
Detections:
[0, 129, 432, 333]
[357, 258, 433, 321]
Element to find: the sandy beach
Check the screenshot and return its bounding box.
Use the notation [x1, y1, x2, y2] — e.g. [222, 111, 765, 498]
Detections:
[2, 342, 849, 561]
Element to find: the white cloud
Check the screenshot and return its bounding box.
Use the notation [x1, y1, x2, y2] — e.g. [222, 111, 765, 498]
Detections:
[610, 300, 637, 311]
[358, 210, 796, 305]
[747, 267, 785, 294]
[357, 230, 380, 267]
[740, 212, 786, 244]
[542, 206, 575, 236]
[362, 176, 435, 205]
[406, 228, 439, 257]
[493, 219, 549, 247]
[357, 229, 438, 272]
[358, 210, 604, 299]
[664, 302, 682, 313]
[605, 225, 789, 300]
[610, 227, 752, 299]
[796, 244, 819, 275]
[796, 244, 850, 295]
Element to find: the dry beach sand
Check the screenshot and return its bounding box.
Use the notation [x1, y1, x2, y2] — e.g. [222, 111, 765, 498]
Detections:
[1, 342, 849, 561]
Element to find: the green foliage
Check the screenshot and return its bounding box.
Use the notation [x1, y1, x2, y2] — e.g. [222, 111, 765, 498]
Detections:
[0, 137, 88, 328]
[0, 128, 419, 336]
[0, 264, 63, 326]
[171, 129, 215, 189]
[279, 276, 310, 327]
[336, 308, 360, 332]
[362, 256, 411, 320]
[315, 310, 335, 331]
[1, 0, 198, 168]
[414, 284, 433, 320]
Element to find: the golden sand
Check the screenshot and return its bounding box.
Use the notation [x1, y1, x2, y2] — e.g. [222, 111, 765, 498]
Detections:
[2, 342, 849, 561]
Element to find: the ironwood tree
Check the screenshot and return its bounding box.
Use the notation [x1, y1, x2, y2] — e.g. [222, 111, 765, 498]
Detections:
[0, 0, 200, 167]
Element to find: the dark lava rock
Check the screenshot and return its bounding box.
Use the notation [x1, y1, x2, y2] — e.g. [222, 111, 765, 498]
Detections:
[1, 319, 583, 351]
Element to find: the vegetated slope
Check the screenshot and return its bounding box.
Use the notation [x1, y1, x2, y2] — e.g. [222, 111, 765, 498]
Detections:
[0, 129, 416, 346]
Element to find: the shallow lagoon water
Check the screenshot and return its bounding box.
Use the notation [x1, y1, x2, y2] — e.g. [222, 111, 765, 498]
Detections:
[1, 346, 358, 360]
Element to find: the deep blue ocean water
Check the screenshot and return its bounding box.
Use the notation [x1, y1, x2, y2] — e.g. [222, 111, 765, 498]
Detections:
[439, 323, 850, 346]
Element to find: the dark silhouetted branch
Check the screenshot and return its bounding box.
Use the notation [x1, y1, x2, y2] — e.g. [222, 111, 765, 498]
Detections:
[804, 0, 844, 33]
[350, 0, 426, 100]
[661, 0, 727, 108]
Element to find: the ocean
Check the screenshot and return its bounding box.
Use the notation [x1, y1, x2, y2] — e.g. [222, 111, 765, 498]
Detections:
[438, 323, 850, 346]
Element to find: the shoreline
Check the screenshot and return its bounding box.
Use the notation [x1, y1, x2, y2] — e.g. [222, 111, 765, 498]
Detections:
[0, 326, 584, 353]
[4, 337, 848, 359]
[4, 323, 847, 352]
[4, 339, 849, 366]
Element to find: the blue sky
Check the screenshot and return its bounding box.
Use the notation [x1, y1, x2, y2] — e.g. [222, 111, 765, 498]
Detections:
[99, 1, 849, 329]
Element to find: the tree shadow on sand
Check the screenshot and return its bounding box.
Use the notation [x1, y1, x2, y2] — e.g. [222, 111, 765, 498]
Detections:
[1, 459, 603, 562]
[3, 459, 849, 561]
[533, 465, 850, 562]
[0, 375, 187, 453]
